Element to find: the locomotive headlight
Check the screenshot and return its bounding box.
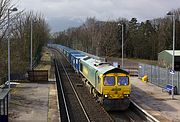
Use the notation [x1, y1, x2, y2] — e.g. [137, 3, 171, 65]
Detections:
[123, 94, 130, 97]
[104, 94, 108, 98]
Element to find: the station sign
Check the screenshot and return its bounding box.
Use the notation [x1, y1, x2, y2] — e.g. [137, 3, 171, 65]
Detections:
[170, 70, 175, 75]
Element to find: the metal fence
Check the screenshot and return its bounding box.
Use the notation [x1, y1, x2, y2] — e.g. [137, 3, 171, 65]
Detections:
[138, 63, 180, 94]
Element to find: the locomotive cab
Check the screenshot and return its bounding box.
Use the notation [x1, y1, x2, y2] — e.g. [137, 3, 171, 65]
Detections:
[102, 73, 131, 99]
[100, 70, 131, 111]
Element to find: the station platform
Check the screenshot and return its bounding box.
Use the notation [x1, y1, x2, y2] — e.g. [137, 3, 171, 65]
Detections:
[9, 82, 59, 122]
[8, 47, 60, 122]
[131, 77, 180, 122]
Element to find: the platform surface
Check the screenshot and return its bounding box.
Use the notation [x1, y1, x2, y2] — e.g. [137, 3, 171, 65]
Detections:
[9, 82, 59, 122]
[131, 77, 180, 122]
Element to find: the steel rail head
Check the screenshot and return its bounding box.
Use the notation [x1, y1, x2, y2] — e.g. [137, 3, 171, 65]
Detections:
[54, 60, 71, 122]
[59, 57, 91, 122]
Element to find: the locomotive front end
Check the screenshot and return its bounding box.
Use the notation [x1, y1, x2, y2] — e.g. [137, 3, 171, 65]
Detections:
[102, 73, 131, 111]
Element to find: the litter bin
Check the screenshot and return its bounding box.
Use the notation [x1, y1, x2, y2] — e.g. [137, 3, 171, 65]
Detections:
[142, 75, 148, 82]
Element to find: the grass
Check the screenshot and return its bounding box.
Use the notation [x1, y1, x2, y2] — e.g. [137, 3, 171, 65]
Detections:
[34, 47, 53, 79]
[127, 58, 158, 65]
[107, 56, 158, 68]
[35, 47, 51, 70]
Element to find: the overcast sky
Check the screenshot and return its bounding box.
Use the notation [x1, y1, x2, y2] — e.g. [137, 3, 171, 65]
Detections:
[18, 0, 180, 32]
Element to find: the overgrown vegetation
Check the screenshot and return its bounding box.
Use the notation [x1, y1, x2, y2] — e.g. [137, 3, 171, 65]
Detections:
[53, 9, 180, 61]
[0, 0, 50, 81]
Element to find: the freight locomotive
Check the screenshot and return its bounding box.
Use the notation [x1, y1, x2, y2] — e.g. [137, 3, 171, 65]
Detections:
[48, 44, 131, 111]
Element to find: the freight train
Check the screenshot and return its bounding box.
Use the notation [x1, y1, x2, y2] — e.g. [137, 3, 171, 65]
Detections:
[48, 44, 131, 111]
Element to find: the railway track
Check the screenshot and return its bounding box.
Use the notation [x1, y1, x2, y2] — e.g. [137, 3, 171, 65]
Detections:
[54, 58, 90, 122]
[109, 103, 146, 122]
[109, 101, 159, 122]
[53, 49, 113, 122]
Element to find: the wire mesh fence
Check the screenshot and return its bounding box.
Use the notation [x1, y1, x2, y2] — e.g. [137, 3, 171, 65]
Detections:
[138, 63, 180, 94]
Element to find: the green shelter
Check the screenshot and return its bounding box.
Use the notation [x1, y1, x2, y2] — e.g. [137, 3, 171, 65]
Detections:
[158, 50, 180, 70]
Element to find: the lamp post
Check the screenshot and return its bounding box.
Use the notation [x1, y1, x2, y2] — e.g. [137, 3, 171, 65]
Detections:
[7, 7, 18, 89]
[30, 20, 38, 70]
[118, 23, 124, 69]
[30, 19, 33, 70]
[167, 11, 175, 99]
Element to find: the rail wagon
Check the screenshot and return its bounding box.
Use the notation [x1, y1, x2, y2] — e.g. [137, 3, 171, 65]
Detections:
[68, 52, 81, 64]
[70, 54, 86, 72]
[56, 45, 86, 72]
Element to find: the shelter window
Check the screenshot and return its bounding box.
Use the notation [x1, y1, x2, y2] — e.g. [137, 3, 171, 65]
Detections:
[104, 76, 115, 86]
[118, 76, 129, 86]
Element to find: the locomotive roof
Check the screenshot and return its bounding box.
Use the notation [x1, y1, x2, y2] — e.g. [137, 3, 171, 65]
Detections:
[71, 54, 86, 59]
[81, 58, 129, 75]
[71, 54, 85, 57]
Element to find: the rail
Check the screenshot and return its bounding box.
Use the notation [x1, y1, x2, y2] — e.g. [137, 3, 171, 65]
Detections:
[130, 100, 160, 122]
[59, 59, 91, 122]
[54, 59, 71, 122]
[109, 100, 160, 122]
[54, 59, 91, 122]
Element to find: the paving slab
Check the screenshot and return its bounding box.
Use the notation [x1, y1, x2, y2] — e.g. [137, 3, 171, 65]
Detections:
[9, 83, 49, 122]
[131, 77, 180, 122]
[48, 82, 60, 122]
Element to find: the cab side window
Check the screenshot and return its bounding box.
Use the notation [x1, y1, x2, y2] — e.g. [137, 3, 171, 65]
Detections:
[98, 76, 100, 84]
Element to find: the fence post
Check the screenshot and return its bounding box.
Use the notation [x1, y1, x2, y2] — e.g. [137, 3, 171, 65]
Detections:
[138, 63, 140, 78]
[157, 66, 159, 86]
[150, 65, 152, 83]
[143, 64, 145, 76]
[178, 72, 180, 94]
[166, 69, 168, 85]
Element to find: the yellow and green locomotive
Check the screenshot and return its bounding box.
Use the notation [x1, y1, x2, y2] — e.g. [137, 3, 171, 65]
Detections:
[80, 57, 131, 111]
